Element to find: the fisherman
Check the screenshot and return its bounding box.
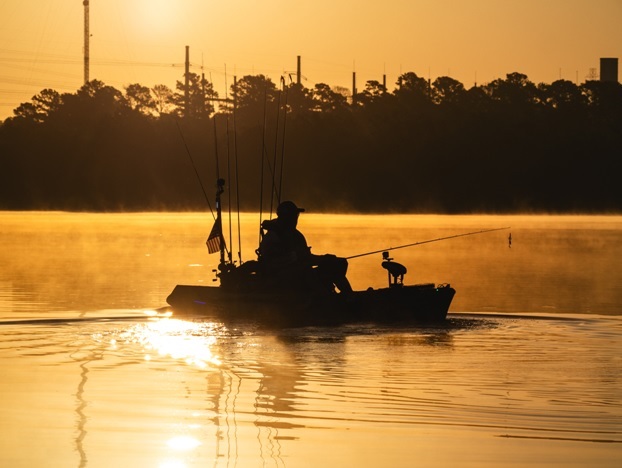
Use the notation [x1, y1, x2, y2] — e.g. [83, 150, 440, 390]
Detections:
[258, 201, 353, 294]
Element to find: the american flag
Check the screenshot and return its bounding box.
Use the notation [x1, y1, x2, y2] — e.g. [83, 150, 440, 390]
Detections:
[206, 218, 224, 254]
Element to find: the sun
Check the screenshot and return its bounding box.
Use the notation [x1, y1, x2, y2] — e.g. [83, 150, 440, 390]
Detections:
[126, 0, 182, 38]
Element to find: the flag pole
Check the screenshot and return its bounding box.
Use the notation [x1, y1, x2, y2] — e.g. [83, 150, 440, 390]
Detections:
[216, 178, 226, 265]
[206, 179, 227, 260]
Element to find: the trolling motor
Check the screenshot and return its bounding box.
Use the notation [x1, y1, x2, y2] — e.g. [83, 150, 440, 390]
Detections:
[381, 251, 407, 288]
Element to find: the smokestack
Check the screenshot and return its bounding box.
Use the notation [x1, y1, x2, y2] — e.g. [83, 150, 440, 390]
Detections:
[297, 55, 301, 85]
[600, 58, 619, 82]
[352, 71, 357, 104]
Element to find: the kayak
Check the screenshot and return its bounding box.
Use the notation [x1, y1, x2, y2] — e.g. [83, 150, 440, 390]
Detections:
[166, 281, 455, 328]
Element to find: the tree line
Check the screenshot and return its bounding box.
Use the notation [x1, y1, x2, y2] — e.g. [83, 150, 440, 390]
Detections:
[1, 71, 620, 213]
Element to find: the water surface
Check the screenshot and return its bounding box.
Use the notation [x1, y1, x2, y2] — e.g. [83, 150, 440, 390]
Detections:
[0, 213, 621, 466]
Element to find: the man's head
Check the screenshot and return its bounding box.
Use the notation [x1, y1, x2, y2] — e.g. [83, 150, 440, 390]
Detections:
[277, 201, 305, 226]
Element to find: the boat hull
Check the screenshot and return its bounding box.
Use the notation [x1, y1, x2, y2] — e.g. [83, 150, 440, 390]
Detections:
[166, 283, 455, 327]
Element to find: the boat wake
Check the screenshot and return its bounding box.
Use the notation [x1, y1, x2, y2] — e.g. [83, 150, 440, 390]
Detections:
[0, 308, 172, 326]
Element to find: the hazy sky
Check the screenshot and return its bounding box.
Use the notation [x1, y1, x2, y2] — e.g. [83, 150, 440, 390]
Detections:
[1, 0, 621, 119]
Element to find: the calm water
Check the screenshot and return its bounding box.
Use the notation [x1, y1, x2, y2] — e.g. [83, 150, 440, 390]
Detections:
[1, 212, 621, 467]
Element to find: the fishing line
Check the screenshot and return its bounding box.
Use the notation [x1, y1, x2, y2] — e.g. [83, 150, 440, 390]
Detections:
[174, 119, 214, 218]
[346, 226, 511, 259]
[277, 76, 290, 203]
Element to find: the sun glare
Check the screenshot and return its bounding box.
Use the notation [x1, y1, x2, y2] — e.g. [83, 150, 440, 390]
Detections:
[166, 435, 202, 450]
[127, 0, 182, 37]
[118, 318, 224, 368]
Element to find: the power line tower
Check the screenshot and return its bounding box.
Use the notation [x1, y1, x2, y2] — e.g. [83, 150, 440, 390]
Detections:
[83, 0, 90, 84]
[586, 67, 598, 81]
[185, 46, 190, 117]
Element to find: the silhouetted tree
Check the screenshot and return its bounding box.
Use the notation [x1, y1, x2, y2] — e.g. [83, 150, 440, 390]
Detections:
[35, 89, 62, 114]
[231, 74, 279, 111]
[12, 88, 62, 122]
[357, 80, 387, 104]
[485, 72, 539, 107]
[458, 85, 492, 112]
[539, 79, 585, 110]
[312, 83, 348, 112]
[172, 72, 217, 118]
[432, 76, 466, 105]
[151, 84, 175, 116]
[285, 82, 315, 115]
[1, 71, 621, 213]
[229, 75, 279, 130]
[59, 80, 130, 119]
[394, 72, 431, 105]
[12, 102, 40, 122]
[580, 80, 622, 113]
[125, 83, 156, 115]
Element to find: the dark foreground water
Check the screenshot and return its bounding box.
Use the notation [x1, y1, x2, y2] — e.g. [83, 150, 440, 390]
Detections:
[1, 213, 621, 467]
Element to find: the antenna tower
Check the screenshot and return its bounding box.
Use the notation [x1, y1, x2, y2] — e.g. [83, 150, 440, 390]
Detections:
[83, 0, 90, 84]
[586, 67, 598, 81]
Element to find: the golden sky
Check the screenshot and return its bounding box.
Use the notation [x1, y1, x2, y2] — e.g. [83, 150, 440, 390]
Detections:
[1, 0, 621, 119]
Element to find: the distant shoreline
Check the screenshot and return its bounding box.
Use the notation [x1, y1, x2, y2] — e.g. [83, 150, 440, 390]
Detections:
[1, 208, 620, 216]
[2, 75, 620, 215]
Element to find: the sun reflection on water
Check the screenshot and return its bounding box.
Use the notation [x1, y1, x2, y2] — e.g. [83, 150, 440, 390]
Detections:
[166, 435, 202, 450]
[114, 317, 224, 368]
[83, 317, 226, 467]
[158, 461, 186, 468]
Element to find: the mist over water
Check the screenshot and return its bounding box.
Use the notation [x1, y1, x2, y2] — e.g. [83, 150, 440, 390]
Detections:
[1, 212, 620, 318]
[0, 212, 621, 466]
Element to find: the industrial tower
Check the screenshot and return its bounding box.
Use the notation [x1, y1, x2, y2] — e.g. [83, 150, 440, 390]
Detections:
[83, 0, 90, 84]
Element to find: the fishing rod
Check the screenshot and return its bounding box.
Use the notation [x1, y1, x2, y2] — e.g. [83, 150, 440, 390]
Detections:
[225, 112, 243, 264]
[213, 116, 221, 183]
[229, 71, 243, 264]
[175, 119, 215, 218]
[269, 78, 285, 213]
[258, 87, 269, 247]
[346, 226, 511, 260]
[212, 115, 231, 264]
[258, 83, 284, 239]
[225, 115, 233, 264]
